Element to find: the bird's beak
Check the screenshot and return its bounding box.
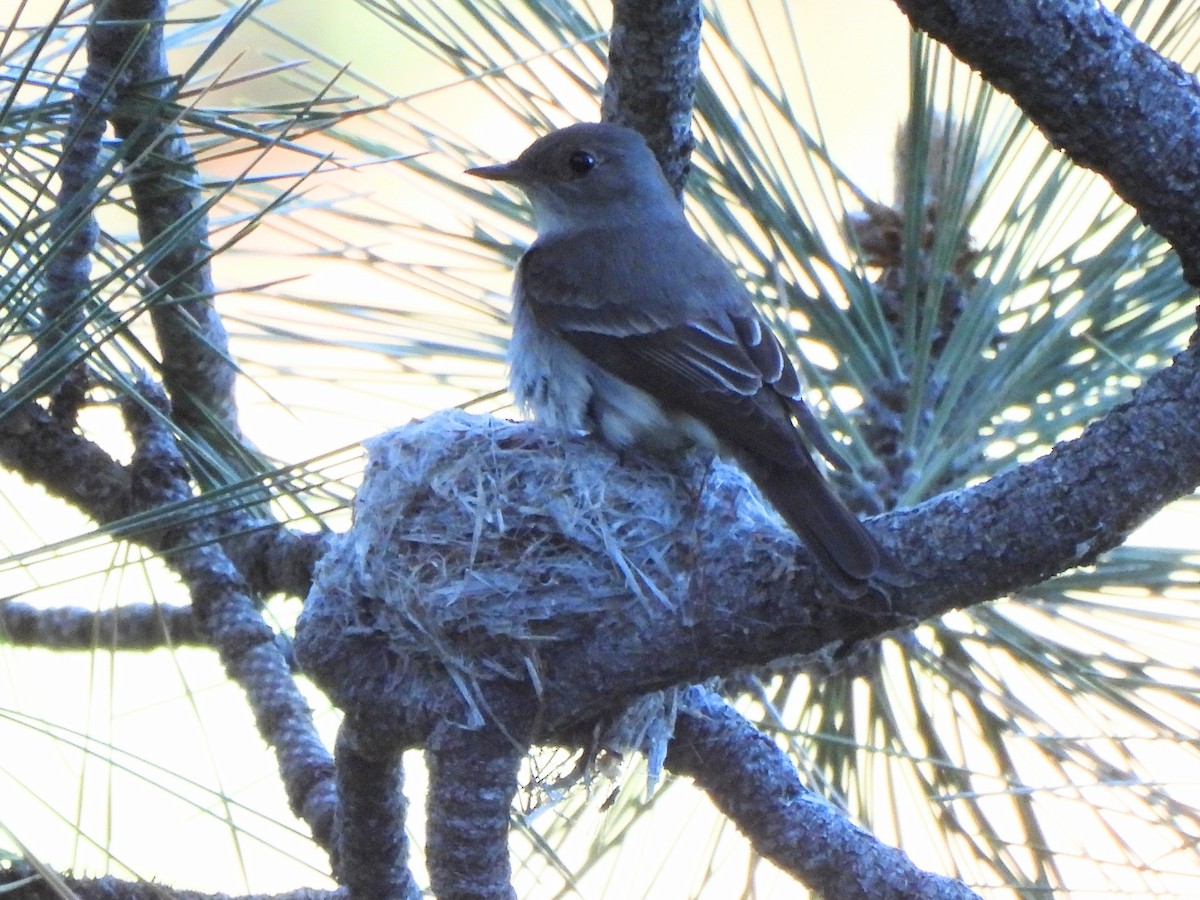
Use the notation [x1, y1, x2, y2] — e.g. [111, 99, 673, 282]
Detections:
[465, 161, 521, 182]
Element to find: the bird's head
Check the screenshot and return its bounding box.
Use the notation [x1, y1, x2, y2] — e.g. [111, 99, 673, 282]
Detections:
[467, 122, 681, 237]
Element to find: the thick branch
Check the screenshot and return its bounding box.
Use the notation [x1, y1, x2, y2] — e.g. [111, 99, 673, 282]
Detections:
[667, 686, 980, 899]
[0, 396, 325, 602]
[93, 0, 242, 445]
[0, 601, 200, 649]
[0, 863, 342, 900]
[538, 342, 1200, 732]
[602, 0, 703, 196]
[425, 719, 524, 900]
[123, 384, 337, 854]
[890, 0, 1200, 285]
[333, 724, 418, 900]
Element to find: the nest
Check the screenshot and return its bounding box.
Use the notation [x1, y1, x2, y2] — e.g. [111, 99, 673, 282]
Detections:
[296, 410, 780, 758]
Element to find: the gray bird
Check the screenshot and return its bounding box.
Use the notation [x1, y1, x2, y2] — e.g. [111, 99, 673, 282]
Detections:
[468, 122, 883, 594]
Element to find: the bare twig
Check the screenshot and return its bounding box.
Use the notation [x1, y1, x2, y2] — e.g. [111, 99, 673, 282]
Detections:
[0, 393, 325, 608]
[27, 8, 111, 402]
[0, 401, 132, 523]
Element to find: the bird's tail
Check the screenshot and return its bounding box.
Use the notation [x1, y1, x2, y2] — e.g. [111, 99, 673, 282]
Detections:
[738, 454, 883, 596]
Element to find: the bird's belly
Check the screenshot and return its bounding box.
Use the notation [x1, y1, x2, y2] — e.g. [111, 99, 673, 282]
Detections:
[588, 369, 717, 455]
[508, 302, 594, 434]
[508, 305, 715, 455]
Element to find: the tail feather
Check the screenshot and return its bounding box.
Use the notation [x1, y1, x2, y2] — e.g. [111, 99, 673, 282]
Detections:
[738, 453, 882, 596]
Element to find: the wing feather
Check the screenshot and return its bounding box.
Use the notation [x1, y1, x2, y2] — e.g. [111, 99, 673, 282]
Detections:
[513, 223, 878, 587]
[518, 234, 843, 469]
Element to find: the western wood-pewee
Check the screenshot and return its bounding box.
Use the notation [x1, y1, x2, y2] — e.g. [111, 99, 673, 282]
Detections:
[468, 122, 883, 594]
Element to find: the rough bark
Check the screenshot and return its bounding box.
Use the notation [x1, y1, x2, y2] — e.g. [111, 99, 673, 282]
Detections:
[667, 686, 982, 900]
[602, 0, 703, 197]
[91, 0, 244, 444]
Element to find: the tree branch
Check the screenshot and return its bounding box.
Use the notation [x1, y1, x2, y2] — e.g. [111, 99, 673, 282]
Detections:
[0, 601, 201, 650]
[123, 381, 336, 854]
[667, 686, 981, 899]
[332, 724, 419, 900]
[94, 0, 243, 447]
[889, 0, 1200, 285]
[0, 861, 343, 900]
[3, 396, 317, 657]
[0, 394, 326, 602]
[602, 0, 703, 196]
[425, 717, 524, 900]
[0, 401, 132, 523]
[26, 3, 111, 400]
[227, 523, 331, 600]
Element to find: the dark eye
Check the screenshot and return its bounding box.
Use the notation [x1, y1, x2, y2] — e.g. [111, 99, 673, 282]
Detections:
[568, 150, 596, 176]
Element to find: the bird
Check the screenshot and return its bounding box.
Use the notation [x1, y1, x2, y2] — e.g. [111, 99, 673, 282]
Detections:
[467, 122, 884, 595]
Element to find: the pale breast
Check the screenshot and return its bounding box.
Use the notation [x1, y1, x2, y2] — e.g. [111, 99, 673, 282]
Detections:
[508, 288, 717, 455]
[508, 292, 593, 434]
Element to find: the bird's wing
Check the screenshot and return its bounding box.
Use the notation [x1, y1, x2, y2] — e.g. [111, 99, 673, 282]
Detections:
[517, 230, 882, 589]
[518, 237, 848, 469]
